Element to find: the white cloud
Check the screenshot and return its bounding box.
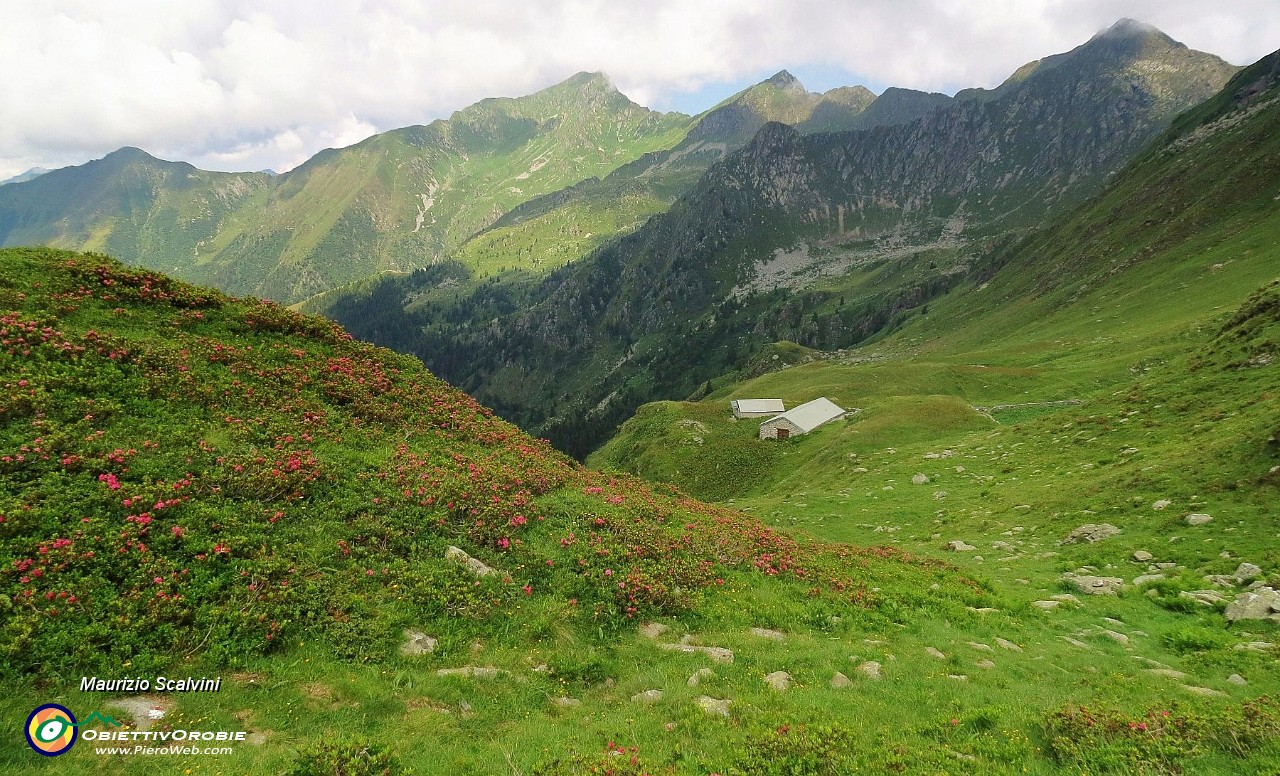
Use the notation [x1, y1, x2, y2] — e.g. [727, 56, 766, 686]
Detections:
[1, 0, 1276, 179]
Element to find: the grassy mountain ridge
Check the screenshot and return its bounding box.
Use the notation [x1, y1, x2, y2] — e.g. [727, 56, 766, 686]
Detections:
[0, 74, 692, 304]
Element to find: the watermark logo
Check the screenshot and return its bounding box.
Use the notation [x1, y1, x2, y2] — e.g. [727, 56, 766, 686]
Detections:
[24, 704, 77, 757]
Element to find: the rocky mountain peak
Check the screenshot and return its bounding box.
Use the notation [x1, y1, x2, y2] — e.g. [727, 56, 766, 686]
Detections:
[1093, 18, 1170, 43]
[763, 70, 804, 90]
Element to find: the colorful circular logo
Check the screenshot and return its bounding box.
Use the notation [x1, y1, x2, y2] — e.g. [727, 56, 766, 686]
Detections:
[24, 704, 77, 756]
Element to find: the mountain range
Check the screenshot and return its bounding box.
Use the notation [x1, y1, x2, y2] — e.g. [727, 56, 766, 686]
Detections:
[319, 19, 1241, 455]
[0, 66, 955, 306]
[0, 20, 1253, 457]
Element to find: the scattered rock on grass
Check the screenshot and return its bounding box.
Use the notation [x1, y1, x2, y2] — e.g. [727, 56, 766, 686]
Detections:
[553, 697, 582, 708]
[830, 672, 853, 689]
[925, 647, 947, 660]
[1152, 500, 1172, 510]
[1225, 588, 1280, 622]
[1133, 550, 1154, 562]
[436, 666, 501, 679]
[1180, 590, 1226, 606]
[912, 473, 930, 485]
[445, 546, 500, 578]
[856, 661, 882, 680]
[975, 660, 995, 669]
[695, 696, 731, 717]
[764, 671, 792, 691]
[657, 643, 734, 663]
[1183, 685, 1227, 698]
[995, 638, 1022, 652]
[687, 668, 714, 687]
[400, 629, 437, 656]
[1062, 524, 1121, 544]
[639, 622, 670, 640]
[968, 642, 995, 653]
[1234, 563, 1263, 583]
[1062, 573, 1125, 595]
[1185, 513, 1213, 526]
[1228, 674, 1248, 686]
[1235, 642, 1275, 652]
[1146, 668, 1188, 680]
[631, 689, 664, 704]
[1101, 630, 1130, 646]
[947, 540, 977, 552]
[1032, 600, 1061, 611]
[750, 627, 785, 641]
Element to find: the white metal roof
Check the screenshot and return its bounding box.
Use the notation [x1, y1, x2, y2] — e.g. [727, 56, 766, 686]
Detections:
[761, 397, 846, 433]
[732, 398, 785, 413]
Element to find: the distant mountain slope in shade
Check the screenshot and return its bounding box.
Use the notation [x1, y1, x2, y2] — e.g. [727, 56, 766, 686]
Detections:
[307, 69, 990, 347]
[325, 20, 1242, 458]
[0, 73, 693, 303]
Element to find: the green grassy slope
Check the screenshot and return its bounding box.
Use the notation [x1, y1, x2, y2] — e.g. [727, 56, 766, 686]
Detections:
[590, 51, 1280, 775]
[0, 247, 1018, 774]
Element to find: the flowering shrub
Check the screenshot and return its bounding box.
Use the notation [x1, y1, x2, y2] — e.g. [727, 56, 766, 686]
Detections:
[722, 723, 857, 776]
[1044, 698, 1280, 773]
[533, 741, 675, 775]
[288, 739, 408, 776]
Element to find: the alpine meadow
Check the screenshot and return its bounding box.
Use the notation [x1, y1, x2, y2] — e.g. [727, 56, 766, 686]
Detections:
[1, 11, 1279, 776]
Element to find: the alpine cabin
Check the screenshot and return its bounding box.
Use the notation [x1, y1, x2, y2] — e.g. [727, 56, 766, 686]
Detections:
[759, 397, 846, 440]
[731, 398, 785, 418]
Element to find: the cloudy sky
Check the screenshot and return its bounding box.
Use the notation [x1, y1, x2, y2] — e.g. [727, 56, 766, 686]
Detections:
[1, 1, 1276, 180]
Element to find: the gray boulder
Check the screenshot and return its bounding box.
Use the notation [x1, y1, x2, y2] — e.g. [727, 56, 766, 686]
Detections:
[631, 689, 664, 703]
[399, 629, 438, 656]
[1062, 524, 1121, 544]
[856, 661, 883, 680]
[1180, 590, 1226, 606]
[1062, 572, 1126, 595]
[1234, 563, 1263, 583]
[1225, 587, 1280, 622]
[445, 546, 500, 578]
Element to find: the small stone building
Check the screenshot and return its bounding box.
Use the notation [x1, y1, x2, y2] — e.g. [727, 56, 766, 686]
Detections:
[730, 398, 785, 418]
[759, 397, 847, 440]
